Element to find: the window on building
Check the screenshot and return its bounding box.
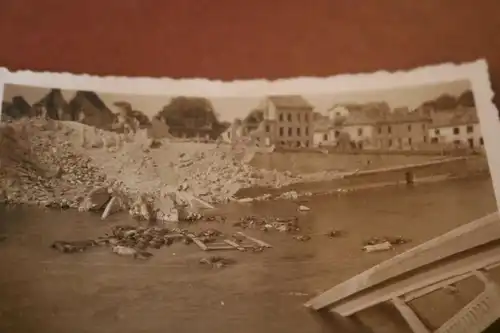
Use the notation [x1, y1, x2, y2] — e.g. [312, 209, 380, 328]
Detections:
[227, 132, 231, 139]
[279, 113, 284, 121]
[305, 114, 309, 122]
[279, 127, 284, 136]
[323, 134, 328, 141]
[434, 129, 440, 135]
[297, 113, 301, 122]
[480, 137, 484, 145]
[265, 125, 270, 133]
[423, 136, 428, 143]
[431, 137, 438, 144]
[280, 141, 285, 146]
[296, 141, 301, 147]
[408, 124, 412, 132]
[287, 113, 292, 122]
[388, 139, 393, 147]
[466, 125, 473, 133]
[335, 131, 340, 138]
[288, 127, 292, 136]
[357, 128, 363, 136]
[453, 127, 460, 135]
[388, 126, 392, 134]
[378, 127, 382, 134]
[305, 140, 309, 147]
[305, 127, 309, 135]
[297, 128, 301, 136]
[408, 138, 412, 146]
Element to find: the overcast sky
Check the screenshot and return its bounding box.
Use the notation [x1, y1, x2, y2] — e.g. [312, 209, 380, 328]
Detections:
[2, 80, 471, 122]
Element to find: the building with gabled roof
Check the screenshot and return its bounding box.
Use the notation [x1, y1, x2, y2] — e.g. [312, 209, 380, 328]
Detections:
[238, 95, 315, 148]
[428, 107, 483, 149]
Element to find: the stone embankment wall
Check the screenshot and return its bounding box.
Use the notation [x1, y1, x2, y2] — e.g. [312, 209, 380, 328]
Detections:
[237, 155, 489, 199]
[249, 151, 441, 174]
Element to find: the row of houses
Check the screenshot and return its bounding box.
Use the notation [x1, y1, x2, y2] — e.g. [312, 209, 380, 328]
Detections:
[220, 95, 484, 151]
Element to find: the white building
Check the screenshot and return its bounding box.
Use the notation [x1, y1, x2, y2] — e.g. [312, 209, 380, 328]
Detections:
[336, 112, 377, 149]
[428, 107, 484, 149]
[327, 105, 350, 121]
[313, 121, 332, 147]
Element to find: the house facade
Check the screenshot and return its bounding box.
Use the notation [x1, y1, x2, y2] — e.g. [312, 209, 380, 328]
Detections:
[312, 120, 332, 147]
[264, 95, 315, 148]
[220, 119, 244, 143]
[428, 107, 483, 149]
[337, 112, 378, 149]
[372, 112, 431, 150]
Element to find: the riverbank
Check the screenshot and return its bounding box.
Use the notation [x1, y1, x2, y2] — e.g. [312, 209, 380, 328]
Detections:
[0, 118, 490, 223]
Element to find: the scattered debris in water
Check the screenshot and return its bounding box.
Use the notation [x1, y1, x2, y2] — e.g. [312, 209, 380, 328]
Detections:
[363, 236, 411, 247]
[325, 230, 344, 238]
[287, 291, 309, 297]
[362, 241, 393, 253]
[297, 205, 310, 212]
[234, 215, 300, 234]
[50, 240, 97, 253]
[199, 256, 236, 269]
[293, 235, 311, 242]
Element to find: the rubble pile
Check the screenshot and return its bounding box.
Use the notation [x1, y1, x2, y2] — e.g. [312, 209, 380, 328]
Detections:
[0, 119, 109, 208]
[171, 149, 300, 204]
[0, 119, 320, 220]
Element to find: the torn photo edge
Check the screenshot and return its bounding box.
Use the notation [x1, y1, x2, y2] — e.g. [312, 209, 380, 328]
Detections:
[0, 59, 498, 208]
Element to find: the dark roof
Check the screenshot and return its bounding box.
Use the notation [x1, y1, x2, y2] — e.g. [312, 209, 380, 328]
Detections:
[313, 116, 332, 132]
[268, 95, 313, 109]
[343, 112, 380, 126]
[376, 111, 431, 125]
[429, 107, 479, 128]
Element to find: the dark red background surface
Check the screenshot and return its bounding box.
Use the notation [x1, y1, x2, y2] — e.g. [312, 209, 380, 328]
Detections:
[0, 0, 498, 103]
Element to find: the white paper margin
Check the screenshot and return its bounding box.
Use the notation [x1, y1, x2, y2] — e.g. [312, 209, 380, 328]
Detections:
[0, 60, 499, 209]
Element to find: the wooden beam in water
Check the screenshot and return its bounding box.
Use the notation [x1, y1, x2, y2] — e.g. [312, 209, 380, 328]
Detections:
[224, 239, 246, 251]
[235, 232, 272, 248]
[187, 234, 208, 251]
[205, 245, 239, 251]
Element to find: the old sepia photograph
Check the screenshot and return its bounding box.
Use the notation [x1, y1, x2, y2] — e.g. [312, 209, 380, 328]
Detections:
[0, 72, 500, 333]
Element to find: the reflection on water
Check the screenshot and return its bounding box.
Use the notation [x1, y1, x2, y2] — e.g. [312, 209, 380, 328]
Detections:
[0, 177, 497, 333]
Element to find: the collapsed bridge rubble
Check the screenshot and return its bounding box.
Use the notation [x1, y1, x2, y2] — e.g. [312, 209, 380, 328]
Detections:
[0, 118, 305, 219]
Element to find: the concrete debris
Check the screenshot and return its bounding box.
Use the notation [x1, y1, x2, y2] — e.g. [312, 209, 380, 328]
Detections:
[79, 186, 111, 212]
[362, 241, 393, 253]
[234, 215, 300, 233]
[325, 230, 345, 238]
[293, 235, 311, 242]
[0, 119, 328, 221]
[199, 256, 236, 269]
[279, 191, 299, 200]
[363, 236, 411, 247]
[101, 196, 125, 219]
[297, 205, 310, 212]
[50, 240, 97, 253]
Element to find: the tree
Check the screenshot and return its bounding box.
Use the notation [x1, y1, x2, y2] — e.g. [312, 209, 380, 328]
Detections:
[457, 90, 475, 107]
[333, 115, 347, 127]
[336, 131, 352, 151]
[155, 97, 228, 139]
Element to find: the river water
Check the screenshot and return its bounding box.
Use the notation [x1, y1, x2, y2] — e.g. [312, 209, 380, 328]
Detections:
[0, 175, 497, 333]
